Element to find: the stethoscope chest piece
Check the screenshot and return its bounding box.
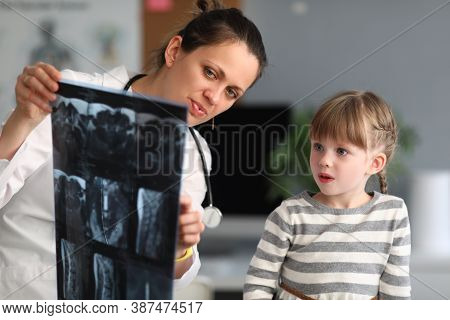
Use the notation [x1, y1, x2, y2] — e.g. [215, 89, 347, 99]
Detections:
[202, 205, 222, 228]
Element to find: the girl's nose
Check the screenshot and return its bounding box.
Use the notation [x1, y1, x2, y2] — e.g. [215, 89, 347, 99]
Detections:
[319, 154, 332, 168]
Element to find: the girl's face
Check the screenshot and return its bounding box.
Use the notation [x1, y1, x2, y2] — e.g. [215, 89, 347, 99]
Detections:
[162, 38, 260, 126]
[309, 137, 374, 199]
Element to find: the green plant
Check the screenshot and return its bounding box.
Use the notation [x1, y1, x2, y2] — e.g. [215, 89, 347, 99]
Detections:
[266, 107, 419, 200]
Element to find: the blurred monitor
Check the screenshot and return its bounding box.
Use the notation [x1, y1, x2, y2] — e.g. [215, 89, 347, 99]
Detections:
[196, 104, 291, 215]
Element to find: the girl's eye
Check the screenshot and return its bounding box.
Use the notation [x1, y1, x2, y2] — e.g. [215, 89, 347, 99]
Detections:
[337, 148, 348, 156]
[313, 143, 323, 152]
[204, 67, 217, 80]
[226, 87, 238, 99]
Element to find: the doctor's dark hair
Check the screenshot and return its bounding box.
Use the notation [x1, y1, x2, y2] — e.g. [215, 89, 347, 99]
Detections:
[152, 0, 267, 83]
[309, 90, 398, 194]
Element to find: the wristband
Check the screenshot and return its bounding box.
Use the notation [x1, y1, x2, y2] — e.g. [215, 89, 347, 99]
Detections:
[175, 247, 193, 262]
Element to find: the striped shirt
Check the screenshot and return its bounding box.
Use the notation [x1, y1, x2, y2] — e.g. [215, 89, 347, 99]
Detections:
[244, 191, 411, 300]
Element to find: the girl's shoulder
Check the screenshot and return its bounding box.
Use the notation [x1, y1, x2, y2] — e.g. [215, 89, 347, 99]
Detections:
[275, 191, 315, 214]
[373, 192, 406, 209]
[370, 192, 409, 221]
[282, 190, 311, 205]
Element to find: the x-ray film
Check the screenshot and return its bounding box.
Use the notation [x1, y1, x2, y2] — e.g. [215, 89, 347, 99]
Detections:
[51, 80, 187, 299]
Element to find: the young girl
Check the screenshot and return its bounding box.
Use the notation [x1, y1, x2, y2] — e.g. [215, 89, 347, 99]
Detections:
[244, 91, 411, 300]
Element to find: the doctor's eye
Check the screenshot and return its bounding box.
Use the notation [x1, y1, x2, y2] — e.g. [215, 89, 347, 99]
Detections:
[204, 67, 217, 80]
[225, 87, 238, 99]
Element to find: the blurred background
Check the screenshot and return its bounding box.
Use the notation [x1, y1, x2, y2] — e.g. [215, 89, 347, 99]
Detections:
[1, 0, 449, 299]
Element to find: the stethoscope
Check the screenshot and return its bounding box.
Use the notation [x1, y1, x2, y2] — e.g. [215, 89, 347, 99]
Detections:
[124, 74, 222, 228]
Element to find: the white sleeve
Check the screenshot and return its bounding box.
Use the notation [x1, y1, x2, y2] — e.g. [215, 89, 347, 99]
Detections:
[173, 245, 201, 290]
[0, 117, 52, 210]
[60, 69, 104, 85]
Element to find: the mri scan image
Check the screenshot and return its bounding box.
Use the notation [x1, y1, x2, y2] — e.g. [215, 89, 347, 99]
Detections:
[52, 81, 186, 299]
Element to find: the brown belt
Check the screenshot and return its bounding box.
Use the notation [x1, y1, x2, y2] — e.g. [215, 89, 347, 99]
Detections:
[279, 282, 378, 300]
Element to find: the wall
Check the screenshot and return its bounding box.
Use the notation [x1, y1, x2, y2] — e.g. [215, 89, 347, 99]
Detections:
[243, 0, 450, 170]
[0, 0, 141, 123]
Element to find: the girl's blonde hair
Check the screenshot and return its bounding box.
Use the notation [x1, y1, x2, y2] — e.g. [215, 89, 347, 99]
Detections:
[309, 90, 398, 194]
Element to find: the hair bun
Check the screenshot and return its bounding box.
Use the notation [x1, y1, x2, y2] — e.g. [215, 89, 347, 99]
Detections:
[195, 0, 225, 14]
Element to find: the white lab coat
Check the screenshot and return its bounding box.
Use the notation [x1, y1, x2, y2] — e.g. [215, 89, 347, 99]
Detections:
[0, 66, 211, 299]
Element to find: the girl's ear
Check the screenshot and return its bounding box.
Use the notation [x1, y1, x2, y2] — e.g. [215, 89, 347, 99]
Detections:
[368, 152, 387, 175]
[164, 35, 183, 68]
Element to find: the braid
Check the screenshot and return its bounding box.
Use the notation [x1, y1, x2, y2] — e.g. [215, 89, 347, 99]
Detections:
[377, 170, 388, 194]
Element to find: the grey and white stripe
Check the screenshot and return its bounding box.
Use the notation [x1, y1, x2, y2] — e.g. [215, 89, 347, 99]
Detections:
[244, 191, 411, 300]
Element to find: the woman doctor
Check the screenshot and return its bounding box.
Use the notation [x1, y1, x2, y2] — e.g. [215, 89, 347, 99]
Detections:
[0, 0, 267, 299]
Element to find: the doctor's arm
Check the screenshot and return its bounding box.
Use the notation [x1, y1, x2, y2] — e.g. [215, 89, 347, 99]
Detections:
[0, 63, 59, 160]
[0, 62, 60, 208]
[0, 62, 59, 160]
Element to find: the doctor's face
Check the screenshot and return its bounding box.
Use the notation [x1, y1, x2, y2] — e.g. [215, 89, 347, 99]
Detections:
[162, 40, 260, 126]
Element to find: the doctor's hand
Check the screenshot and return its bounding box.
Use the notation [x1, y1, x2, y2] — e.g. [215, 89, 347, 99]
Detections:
[0, 62, 60, 160]
[15, 62, 60, 127]
[175, 195, 205, 260]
